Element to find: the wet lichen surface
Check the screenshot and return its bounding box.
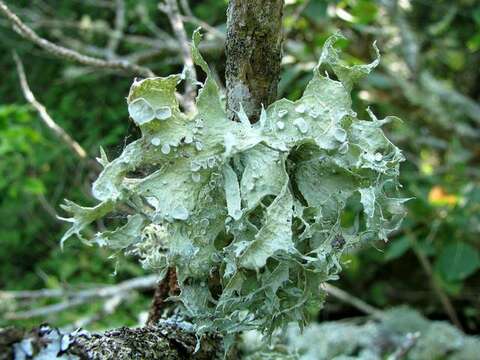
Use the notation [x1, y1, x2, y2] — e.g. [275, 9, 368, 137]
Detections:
[61, 31, 407, 347]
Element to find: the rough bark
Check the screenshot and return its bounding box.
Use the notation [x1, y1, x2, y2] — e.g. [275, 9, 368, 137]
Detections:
[0, 323, 222, 360]
[147, 268, 179, 326]
[225, 0, 284, 122]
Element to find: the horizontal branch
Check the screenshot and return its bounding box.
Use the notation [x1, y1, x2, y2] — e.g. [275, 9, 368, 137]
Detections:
[1, 275, 158, 320]
[0, 0, 154, 77]
[323, 283, 383, 319]
[0, 322, 222, 360]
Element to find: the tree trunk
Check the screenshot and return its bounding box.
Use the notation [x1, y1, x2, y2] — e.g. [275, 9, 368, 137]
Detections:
[225, 0, 284, 122]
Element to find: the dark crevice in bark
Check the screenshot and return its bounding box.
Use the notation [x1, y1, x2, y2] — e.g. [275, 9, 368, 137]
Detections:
[147, 267, 179, 326]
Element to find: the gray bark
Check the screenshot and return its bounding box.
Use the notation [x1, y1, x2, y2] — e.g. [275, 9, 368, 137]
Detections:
[225, 0, 284, 122]
[0, 323, 222, 360]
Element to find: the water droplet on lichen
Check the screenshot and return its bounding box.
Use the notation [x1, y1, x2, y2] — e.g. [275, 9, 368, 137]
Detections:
[184, 134, 193, 144]
[295, 104, 306, 113]
[191, 161, 201, 172]
[276, 121, 285, 130]
[128, 97, 154, 125]
[172, 206, 189, 220]
[339, 142, 349, 154]
[191, 172, 201, 182]
[309, 109, 320, 118]
[207, 157, 216, 168]
[232, 209, 242, 220]
[195, 119, 204, 128]
[278, 109, 288, 118]
[151, 137, 161, 146]
[156, 106, 172, 120]
[293, 118, 309, 134]
[195, 142, 204, 151]
[161, 144, 171, 154]
[374, 152, 383, 161]
[334, 128, 347, 142]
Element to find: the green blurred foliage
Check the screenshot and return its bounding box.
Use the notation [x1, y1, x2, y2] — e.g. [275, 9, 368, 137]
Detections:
[0, 0, 479, 334]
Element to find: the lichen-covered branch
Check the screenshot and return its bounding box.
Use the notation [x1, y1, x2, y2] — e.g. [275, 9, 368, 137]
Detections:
[0, 323, 222, 360]
[60, 31, 407, 346]
[225, 0, 284, 122]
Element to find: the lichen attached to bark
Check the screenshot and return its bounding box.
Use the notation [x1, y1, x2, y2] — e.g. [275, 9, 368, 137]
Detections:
[61, 31, 407, 346]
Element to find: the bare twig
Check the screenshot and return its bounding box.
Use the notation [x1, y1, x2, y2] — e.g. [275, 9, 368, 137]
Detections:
[408, 235, 464, 331]
[1, 275, 158, 320]
[179, 0, 193, 17]
[106, 0, 126, 58]
[37, 194, 62, 221]
[0, 0, 154, 77]
[73, 293, 127, 328]
[323, 283, 384, 320]
[72, 0, 116, 9]
[160, 0, 197, 113]
[387, 332, 421, 360]
[6, 297, 89, 320]
[285, 0, 311, 38]
[13, 52, 88, 160]
[180, 15, 225, 40]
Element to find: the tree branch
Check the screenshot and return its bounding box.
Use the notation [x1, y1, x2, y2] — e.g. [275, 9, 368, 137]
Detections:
[1, 275, 158, 320]
[0, 323, 222, 360]
[323, 283, 383, 319]
[106, 0, 126, 59]
[0, 0, 154, 77]
[160, 0, 198, 113]
[13, 52, 88, 160]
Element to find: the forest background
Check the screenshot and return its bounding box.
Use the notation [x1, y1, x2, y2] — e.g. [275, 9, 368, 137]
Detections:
[0, 0, 479, 340]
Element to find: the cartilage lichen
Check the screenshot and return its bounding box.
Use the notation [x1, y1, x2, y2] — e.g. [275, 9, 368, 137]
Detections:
[61, 31, 407, 343]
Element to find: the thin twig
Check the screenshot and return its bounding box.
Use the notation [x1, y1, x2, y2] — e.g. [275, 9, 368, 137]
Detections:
[179, 0, 193, 17]
[2, 275, 158, 320]
[387, 332, 421, 360]
[6, 297, 89, 320]
[72, 0, 116, 9]
[13, 52, 88, 160]
[409, 235, 464, 331]
[285, 0, 311, 38]
[180, 15, 225, 40]
[74, 294, 127, 328]
[37, 194, 62, 221]
[0, 0, 154, 77]
[106, 0, 126, 58]
[323, 283, 384, 320]
[160, 0, 197, 113]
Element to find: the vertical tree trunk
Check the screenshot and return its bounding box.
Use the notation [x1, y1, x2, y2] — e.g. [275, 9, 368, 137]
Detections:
[225, 0, 284, 122]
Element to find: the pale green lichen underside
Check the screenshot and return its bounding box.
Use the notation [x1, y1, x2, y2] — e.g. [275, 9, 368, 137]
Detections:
[60, 31, 407, 340]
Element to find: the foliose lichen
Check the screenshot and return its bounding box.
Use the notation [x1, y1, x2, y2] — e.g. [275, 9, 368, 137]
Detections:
[60, 31, 407, 344]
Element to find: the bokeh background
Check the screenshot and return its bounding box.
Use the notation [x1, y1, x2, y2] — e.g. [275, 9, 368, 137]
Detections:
[1, 0, 479, 334]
